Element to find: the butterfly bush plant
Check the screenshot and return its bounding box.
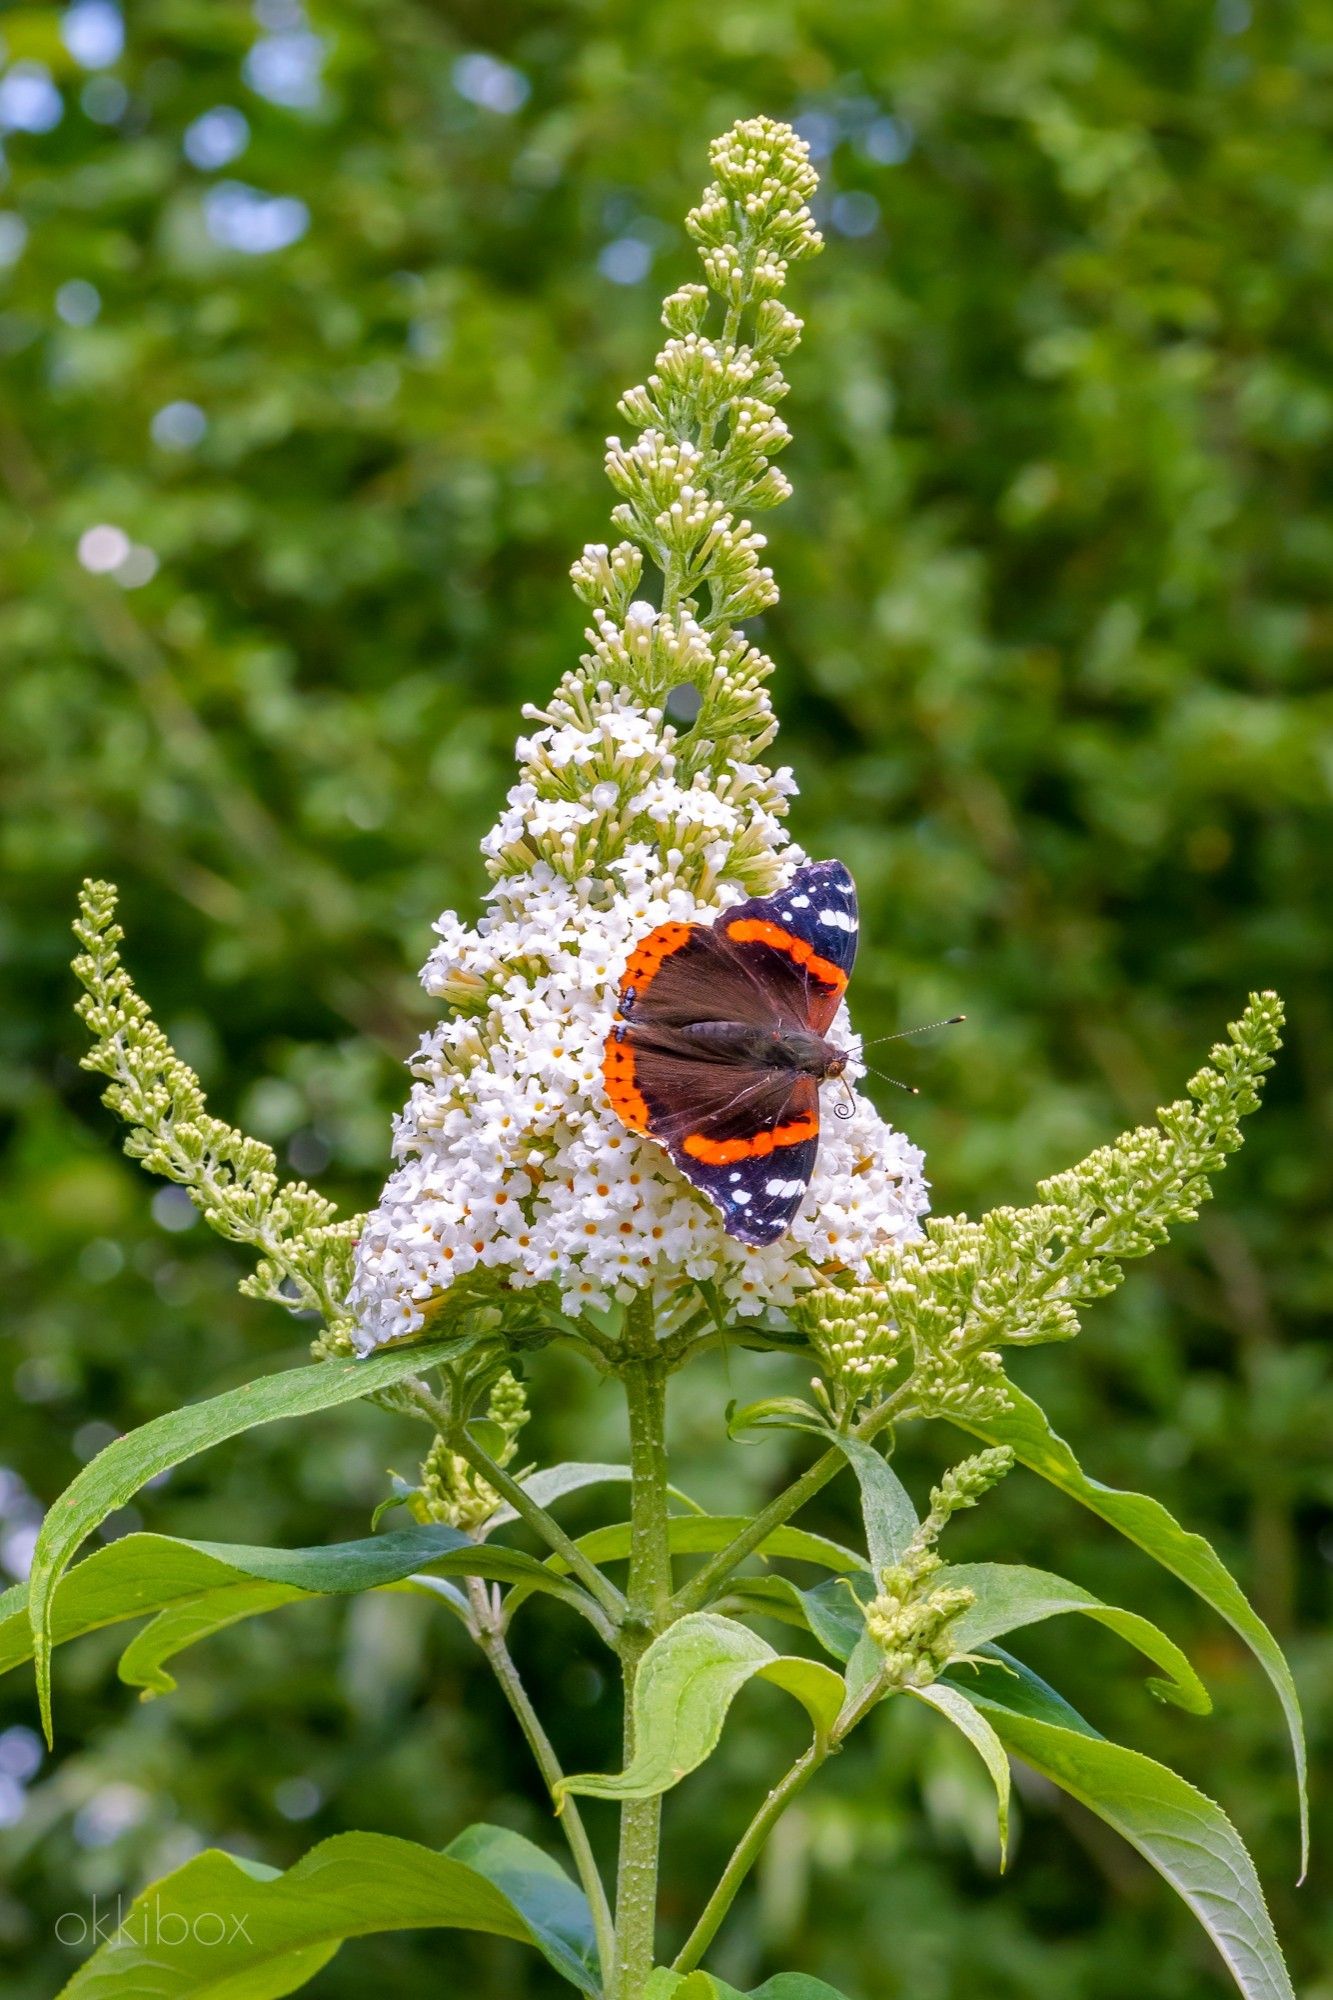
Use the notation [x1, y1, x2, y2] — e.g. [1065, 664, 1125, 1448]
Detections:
[11, 120, 1304, 2000]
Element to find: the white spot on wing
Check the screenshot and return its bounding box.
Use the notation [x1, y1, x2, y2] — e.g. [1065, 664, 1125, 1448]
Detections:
[818, 907, 857, 932]
[731, 1189, 752, 1206]
[789, 894, 811, 908]
[765, 1177, 804, 1198]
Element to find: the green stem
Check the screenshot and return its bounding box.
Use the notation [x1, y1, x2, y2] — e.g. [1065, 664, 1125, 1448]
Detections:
[614, 1310, 673, 2000]
[672, 1661, 890, 1976]
[467, 1580, 618, 1989]
[674, 1445, 840, 1617]
[671, 1739, 826, 1976]
[450, 1425, 627, 1625]
[672, 1387, 911, 1617]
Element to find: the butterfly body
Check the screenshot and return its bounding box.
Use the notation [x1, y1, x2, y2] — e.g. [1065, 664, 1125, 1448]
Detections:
[602, 860, 859, 1245]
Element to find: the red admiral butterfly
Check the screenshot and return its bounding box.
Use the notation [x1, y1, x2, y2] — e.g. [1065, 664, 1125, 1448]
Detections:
[602, 860, 859, 1245]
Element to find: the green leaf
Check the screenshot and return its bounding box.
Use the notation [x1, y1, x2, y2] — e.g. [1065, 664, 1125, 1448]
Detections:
[443, 1823, 602, 1995]
[56, 1826, 601, 1998]
[485, 1461, 705, 1530]
[645, 1977, 744, 2000]
[749, 1982, 855, 1999]
[725, 1396, 827, 1439]
[831, 1437, 918, 1572]
[27, 1336, 480, 1743]
[953, 1384, 1307, 1869]
[957, 1676, 1294, 2000]
[945, 1562, 1210, 1713]
[557, 1613, 845, 1805]
[119, 1581, 304, 1697]
[723, 1573, 871, 1663]
[910, 1680, 1012, 1867]
[502, 1512, 865, 1626]
[755, 1653, 846, 1737]
[567, 1515, 866, 1574]
[947, 1646, 1102, 1737]
[2, 1521, 595, 1689]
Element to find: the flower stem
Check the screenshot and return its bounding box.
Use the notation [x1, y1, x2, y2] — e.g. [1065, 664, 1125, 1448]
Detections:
[671, 1738, 826, 1976]
[467, 1580, 617, 1987]
[674, 1445, 841, 1618]
[449, 1422, 627, 1625]
[671, 1655, 889, 1976]
[671, 1388, 910, 1617]
[614, 1307, 673, 1999]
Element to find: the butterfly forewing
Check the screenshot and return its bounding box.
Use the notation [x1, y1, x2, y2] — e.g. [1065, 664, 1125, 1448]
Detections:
[716, 860, 858, 1038]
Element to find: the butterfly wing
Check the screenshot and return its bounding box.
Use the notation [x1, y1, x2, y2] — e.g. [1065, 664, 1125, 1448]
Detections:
[615, 919, 784, 1032]
[715, 860, 859, 1037]
[601, 863, 858, 1245]
[615, 1035, 820, 1245]
[603, 917, 783, 1140]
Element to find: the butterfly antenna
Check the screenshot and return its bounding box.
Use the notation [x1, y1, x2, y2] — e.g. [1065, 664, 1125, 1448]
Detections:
[860, 1062, 920, 1096]
[857, 1014, 965, 1052]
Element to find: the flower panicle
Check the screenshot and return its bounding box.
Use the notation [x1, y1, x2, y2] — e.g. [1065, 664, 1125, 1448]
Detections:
[351, 123, 930, 1348]
[797, 994, 1284, 1421]
[406, 1367, 532, 1532]
[71, 879, 358, 1344]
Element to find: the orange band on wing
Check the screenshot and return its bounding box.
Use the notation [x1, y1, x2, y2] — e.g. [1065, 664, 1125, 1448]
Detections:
[602, 1027, 650, 1132]
[724, 918, 847, 995]
[619, 921, 694, 997]
[681, 1112, 818, 1166]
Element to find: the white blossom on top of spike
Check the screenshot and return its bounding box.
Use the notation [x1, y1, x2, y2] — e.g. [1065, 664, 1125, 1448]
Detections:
[350, 120, 929, 1353]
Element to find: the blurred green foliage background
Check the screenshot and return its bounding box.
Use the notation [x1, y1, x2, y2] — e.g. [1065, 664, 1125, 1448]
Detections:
[1, 1, 1329, 1995]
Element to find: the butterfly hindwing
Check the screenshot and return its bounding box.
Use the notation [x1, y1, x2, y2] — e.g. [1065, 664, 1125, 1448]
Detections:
[622, 1045, 819, 1245]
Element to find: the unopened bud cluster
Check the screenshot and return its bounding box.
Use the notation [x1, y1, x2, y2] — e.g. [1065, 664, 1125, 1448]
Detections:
[864, 1552, 976, 1689]
[408, 1370, 531, 1533]
[791, 1284, 909, 1417]
[864, 1448, 1014, 1688]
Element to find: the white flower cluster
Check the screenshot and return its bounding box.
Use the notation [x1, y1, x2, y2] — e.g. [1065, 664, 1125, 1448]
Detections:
[350, 619, 927, 1351]
[350, 119, 929, 1351]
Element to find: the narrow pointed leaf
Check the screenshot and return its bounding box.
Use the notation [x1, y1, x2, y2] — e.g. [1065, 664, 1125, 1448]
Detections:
[723, 1573, 872, 1661]
[27, 1336, 480, 1743]
[945, 1562, 1209, 1713]
[485, 1462, 704, 1530]
[120, 1582, 304, 1696]
[566, 1516, 866, 1573]
[832, 1437, 918, 1571]
[504, 1514, 865, 1625]
[910, 1681, 1012, 1867]
[726, 1396, 828, 1439]
[8, 1519, 595, 1710]
[56, 1827, 600, 1998]
[557, 1613, 841, 1805]
[749, 1982, 856, 1999]
[952, 1384, 1306, 1870]
[753, 1654, 846, 1738]
[946, 1647, 1102, 1736]
[956, 1680, 1293, 2000]
[443, 1823, 601, 1995]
